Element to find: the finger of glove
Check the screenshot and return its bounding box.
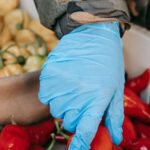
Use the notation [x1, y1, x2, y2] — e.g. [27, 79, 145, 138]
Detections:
[68, 97, 112, 150]
[62, 109, 80, 133]
[68, 115, 101, 150]
[105, 89, 124, 145]
[38, 62, 78, 105]
[61, 92, 103, 132]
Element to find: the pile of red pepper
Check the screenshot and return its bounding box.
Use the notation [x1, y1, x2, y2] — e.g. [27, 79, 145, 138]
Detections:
[0, 120, 55, 150]
[0, 69, 149, 150]
[67, 69, 150, 150]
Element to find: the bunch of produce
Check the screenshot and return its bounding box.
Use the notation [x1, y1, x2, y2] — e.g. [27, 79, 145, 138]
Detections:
[0, 1, 150, 150]
[0, 69, 149, 150]
[66, 69, 150, 150]
[0, 0, 58, 78]
[0, 120, 55, 150]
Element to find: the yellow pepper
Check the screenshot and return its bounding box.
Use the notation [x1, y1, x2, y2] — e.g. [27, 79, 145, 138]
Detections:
[1, 42, 30, 66]
[29, 20, 59, 51]
[0, 56, 4, 69]
[16, 29, 48, 57]
[24, 55, 46, 73]
[0, 0, 19, 17]
[0, 17, 3, 32]
[15, 29, 35, 47]
[4, 9, 30, 35]
[0, 64, 24, 78]
[0, 25, 12, 48]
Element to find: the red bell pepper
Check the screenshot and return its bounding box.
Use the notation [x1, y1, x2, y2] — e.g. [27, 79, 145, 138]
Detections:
[130, 139, 150, 150]
[55, 135, 67, 143]
[125, 69, 150, 94]
[134, 121, 150, 139]
[31, 145, 44, 150]
[124, 87, 150, 124]
[91, 125, 113, 150]
[67, 135, 73, 149]
[120, 116, 137, 148]
[67, 126, 112, 150]
[0, 125, 30, 150]
[112, 145, 123, 150]
[25, 120, 55, 146]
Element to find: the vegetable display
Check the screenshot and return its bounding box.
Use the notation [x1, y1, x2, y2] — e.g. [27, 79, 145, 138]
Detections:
[0, 1, 150, 150]
[124, 87, 150, 124]
[0, 125, 30, 150]
[24, 120, 55, 146]
[31, 145, 44, 150]
[120, 116, 137, 148]
[0, 0, 19, 17]
[125, 69, 150, 94]
[67, 126, 113, 150]
[91, 125, 113, 150]
[130, 139, 150, 150]
[134, 121, 150, 139]
[0, 0, 58, 78]
[0, 60, 149, 149]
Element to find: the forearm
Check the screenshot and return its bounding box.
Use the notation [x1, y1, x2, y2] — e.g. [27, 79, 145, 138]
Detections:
[0, 71, 50, 125]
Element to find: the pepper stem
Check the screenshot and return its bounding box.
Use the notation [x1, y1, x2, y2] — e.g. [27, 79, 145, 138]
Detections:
[55, 120, 70, 140]
[10, 115, 17, 125]
[46, 133, 56, 150]
[17, 56, 26, 65]
[0, 57, 4, 69]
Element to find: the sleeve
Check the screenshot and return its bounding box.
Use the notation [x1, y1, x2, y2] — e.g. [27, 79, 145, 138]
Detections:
[54, 0, 131, 39]
[34, 0, 131, 39]
[34, 0, 67, 29]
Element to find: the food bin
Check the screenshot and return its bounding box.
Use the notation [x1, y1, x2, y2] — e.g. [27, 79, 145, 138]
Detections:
[123, 25, 150, 104]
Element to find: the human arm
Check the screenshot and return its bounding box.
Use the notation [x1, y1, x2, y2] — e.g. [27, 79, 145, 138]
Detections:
[39, 22, 125, 149]
[34, 1, 129, 149]
[0, 71, 50, 125]
[34, 0, 130, 39]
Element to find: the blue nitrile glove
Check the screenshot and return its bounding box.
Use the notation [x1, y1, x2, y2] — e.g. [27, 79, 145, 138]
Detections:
[39, 22, 125, 150]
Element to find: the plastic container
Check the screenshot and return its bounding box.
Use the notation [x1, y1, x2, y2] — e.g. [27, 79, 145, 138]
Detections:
[20, 0, 39, 20]
[123, 24, 150, 103]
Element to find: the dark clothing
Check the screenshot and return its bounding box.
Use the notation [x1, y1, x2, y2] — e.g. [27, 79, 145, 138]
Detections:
[34, 0, 130, 38]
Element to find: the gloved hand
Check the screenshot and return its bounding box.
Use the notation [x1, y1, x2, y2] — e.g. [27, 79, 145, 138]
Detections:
[39, 22, 125, 150]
